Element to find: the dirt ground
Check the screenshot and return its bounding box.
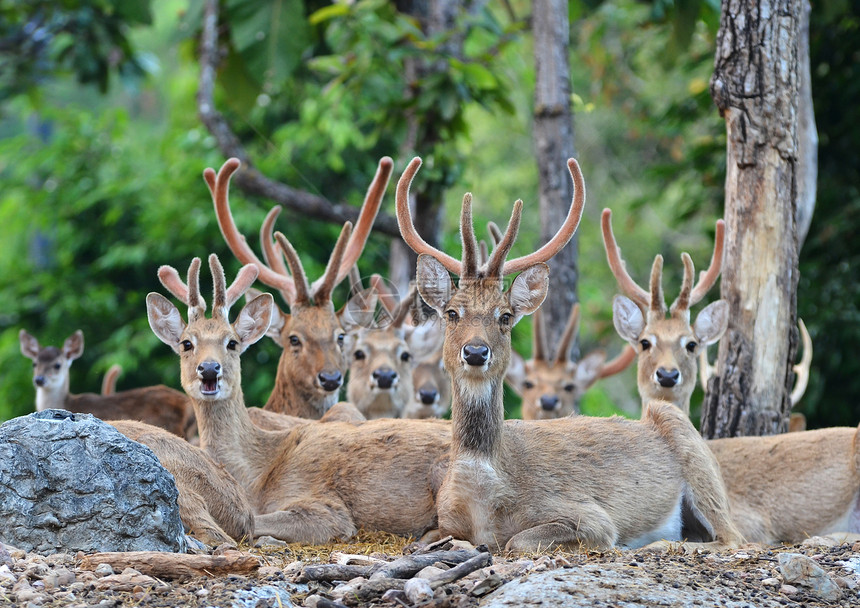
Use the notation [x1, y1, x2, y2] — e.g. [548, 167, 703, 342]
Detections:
[2, 532, 859, 607]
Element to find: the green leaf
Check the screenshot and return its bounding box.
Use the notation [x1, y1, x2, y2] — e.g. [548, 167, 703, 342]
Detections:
[309, 3, 351, 25]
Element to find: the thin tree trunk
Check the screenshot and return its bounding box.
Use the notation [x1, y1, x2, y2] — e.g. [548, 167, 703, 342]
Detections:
[531, 0, 579, 359]
[702, 0, 801, 438]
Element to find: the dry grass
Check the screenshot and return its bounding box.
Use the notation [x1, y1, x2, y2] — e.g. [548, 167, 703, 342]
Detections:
[242, 530, 416, 568]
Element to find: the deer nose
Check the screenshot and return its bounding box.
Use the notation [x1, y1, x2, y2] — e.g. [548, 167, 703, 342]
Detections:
[318, 370, 343, 392]
[540, 394, 559, 411]
[34, 376, 46, 387]
[372, 367, 398, 389]
[418, 387, 438, 405]
[656, 367, 680, 388]
[462, 343, 490, 366]
[197, 361, 221, 381]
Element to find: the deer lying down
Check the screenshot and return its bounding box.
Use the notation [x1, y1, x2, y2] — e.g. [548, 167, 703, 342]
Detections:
[108, 420, 254, 545]
[397, 156, 742, 552]
[19, 330, 196, 441]
[148, 253, 450, 544]
[602, 208, 860, 544]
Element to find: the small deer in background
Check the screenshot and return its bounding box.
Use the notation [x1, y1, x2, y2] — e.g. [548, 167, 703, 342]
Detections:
[602, 209, 860, 545]
[210, 157, 387, 421]
[506, 302, 636, 419]
[398, 156, 742, 552]
[19, 329, 196, 440]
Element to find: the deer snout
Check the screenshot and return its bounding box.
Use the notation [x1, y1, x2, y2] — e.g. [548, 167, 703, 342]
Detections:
[34, 375, 46, 387]
[540, 394, 559, 411]
[655, 367, 680, 388]
[418, 385, 438, 405]
[197, 361, 221, 395]
[462, 343, 490, 367]
[318, 370, 343, 392]
[372, 367, 398, 389]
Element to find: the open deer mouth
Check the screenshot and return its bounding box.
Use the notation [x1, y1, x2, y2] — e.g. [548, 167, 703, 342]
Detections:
[200, 378, 219, 395]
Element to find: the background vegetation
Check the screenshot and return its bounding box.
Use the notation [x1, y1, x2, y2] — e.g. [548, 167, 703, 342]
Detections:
[0, 0, 856, 427]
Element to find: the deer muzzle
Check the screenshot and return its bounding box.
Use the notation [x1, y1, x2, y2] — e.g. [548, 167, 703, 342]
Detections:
[318, 370, 343, 393]
[418, 386, 439, 405]
[655, 367, 680, 388]
[462, 343, 490, 367]
[197, 361, 221, 395]
[540, 394, 560, 411]
[372, 367, 398, 389]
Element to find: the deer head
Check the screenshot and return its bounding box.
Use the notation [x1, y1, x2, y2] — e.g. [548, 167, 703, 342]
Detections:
[602, 208, 727, 414]
[505, 303, 636, 420]
[398, 156, 585, 453]
[208, 158, 388, 417]
[146, 255, 273, 410]
[19, 329, 84, 411]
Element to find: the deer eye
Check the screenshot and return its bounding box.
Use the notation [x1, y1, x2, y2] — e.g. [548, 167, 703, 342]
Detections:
[53, 362, 61, 370]
[640, 339, 651, 351]
[523, 380, 535, 390]
[181, 340, 193, 352]
[227, 339, 239, 351]
[563, 383, 576, 393]
[354, 350, 366, 360]
[686, 341, 697, 353]
[446, 310, 459, 322]
[32, 362, 37, 368]
[400, 351, 411, 362]
[289, 335, 301, 347]
[499, 313, 513, 326]
[337, 333, 345, 347]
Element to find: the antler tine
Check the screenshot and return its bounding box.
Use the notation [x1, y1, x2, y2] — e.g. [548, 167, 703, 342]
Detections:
[370, 273, 398, 315]
[601, 208, 650, 309]
[349, 265, 364, 293]
[227, 264, 260, 309]
[502, 158, 586, 275]
[553, 302, 581, 365]
[209, 253, 229, 320]
[790, 318, 813, 406]
[487, 221, 503, 247]
[312, 222, 354, 304]
[649, 255, 667, 319]
[260, 206, 291, 283]
[395, 157, 462, 275]
[206, 158, 297, 304]
[392, 285, 419, 329]
[157, 264, 191, 305]
[598, 344, 637, 378]
[484, 199, 523, 278]
[531, 306, 548, 362]
[461, 193, 479, 279]
[688, 219, 726, 306]
[699, 345, 715, 392]
[187, 256, 206, 320]
[332, 156, 394, 286]
[670, 253, 695, 320]
[478, 240, 489, 267]
[273, 232, 311, 306]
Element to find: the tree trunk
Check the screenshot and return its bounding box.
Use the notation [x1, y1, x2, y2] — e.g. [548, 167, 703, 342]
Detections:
[531, 0, 579, 359]
[701, 0, 801, 438]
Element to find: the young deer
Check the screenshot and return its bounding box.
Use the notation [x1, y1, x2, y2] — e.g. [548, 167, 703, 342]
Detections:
[602, 211, 860, 544]
[148, 254, 451, 544]
[505, 303, 636, 420]
[19, 330, 196, 440]
[398, 156, 742, 552]
[209, 157, 389, 420]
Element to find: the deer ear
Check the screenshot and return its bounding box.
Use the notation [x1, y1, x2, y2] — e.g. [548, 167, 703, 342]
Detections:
[612, 295, 645, 343]
[19, 330, 40, 360]
[509, 263, 549, 322]
[693, 300, 729, 346]
[234, 293, 274, 351]
[574, 350, 607, 390]
[340, 287, 378, 331]
[505, 350, 526, 396]
[147, 293, 187, 352]
[63, 330, 84, 361]
[416, 255, 455, 314]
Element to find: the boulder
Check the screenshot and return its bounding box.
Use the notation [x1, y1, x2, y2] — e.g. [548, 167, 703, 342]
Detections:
[0, 410, 186, 554]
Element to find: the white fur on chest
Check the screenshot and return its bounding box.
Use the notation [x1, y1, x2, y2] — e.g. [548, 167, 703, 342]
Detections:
[443, 454, 514, 546]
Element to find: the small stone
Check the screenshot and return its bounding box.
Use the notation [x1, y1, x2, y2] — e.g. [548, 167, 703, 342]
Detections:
[779, 584, 799, 595]
[0, 564, 16, 583]
[761, 577, 780, 586]
[778, 552, 842, 601]
[254, 535, 287, 548]
[470, 572, 504, 596]
[0, 544, 12, 566]
[404, 577, 434, 603]
[196, 588, 209, 597]
[331, 576, 365, 599]
[303, 593, 324, 607]
[257, 566, 282, 579]
[801, 536, 839, 548]
[450, 540, 476, 552]
[94, 563, 114, 577]
[416, 565, 446, 579]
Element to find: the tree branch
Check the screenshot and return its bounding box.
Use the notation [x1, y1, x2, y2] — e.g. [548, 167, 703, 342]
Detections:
[196, 0, 400, 237]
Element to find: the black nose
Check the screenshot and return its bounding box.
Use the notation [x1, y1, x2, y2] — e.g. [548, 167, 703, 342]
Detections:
[540, 395, 559, 411]
[372, 368, 398, 389]
[656, 367, 680, 387]
[418, 387, 438, 405]
[462, 344, 490, 366]
[318, 370, 343, 392]
[34, 376, 46, 387]
[198, 361, 221, 381]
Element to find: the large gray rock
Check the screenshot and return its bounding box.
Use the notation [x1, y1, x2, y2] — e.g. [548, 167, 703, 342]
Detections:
[0, 410, 186, 554]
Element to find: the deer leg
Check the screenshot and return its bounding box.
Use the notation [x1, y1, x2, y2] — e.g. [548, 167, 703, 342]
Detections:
[254, 498, 357, 544]
[504, 508, 618, 554]
[177, 491, 237, 546]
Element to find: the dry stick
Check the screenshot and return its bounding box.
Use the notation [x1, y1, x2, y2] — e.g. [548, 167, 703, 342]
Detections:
[78, 550, 260, 580]
[426, 551, 493, 589]
[297, 564, 373, 584]
[368, 548, 483, 580]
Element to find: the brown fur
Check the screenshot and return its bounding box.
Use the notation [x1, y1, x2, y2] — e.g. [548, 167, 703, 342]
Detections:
[19, 329, 196, 440]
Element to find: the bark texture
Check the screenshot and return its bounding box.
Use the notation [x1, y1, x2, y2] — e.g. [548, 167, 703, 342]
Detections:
[532, 0, 579, 358]
[702, 0, 801, 438]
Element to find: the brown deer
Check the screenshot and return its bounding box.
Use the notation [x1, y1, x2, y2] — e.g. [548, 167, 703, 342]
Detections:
[209, 157, 389, 420]
[398, 156, 742, 552]
[19, 330, 196, 440]
[147, 253, 451, 544]
[505, 303, 636, 420]
[602, 209, 860, 544]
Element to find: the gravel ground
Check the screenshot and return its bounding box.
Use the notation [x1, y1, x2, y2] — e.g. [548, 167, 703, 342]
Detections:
[2, 533, 859, 608]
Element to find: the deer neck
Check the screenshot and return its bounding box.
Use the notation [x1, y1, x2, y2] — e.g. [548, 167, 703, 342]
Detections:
[449, 374, 505, 459]
[35, 376, 70, 412]
[265, 363, 334, 418]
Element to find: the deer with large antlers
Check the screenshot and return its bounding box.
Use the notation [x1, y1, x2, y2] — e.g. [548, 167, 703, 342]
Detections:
[602, 210, 860, 544]
[398, 156, 742, 552]
[19, 330, 196, 440]
[208, 157, 389, 421]
[506, 303, 636, 420]
[147, 253, 451, 543]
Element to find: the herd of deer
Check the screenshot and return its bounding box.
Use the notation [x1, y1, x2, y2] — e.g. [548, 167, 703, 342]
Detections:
[16, 155, 859, 553]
